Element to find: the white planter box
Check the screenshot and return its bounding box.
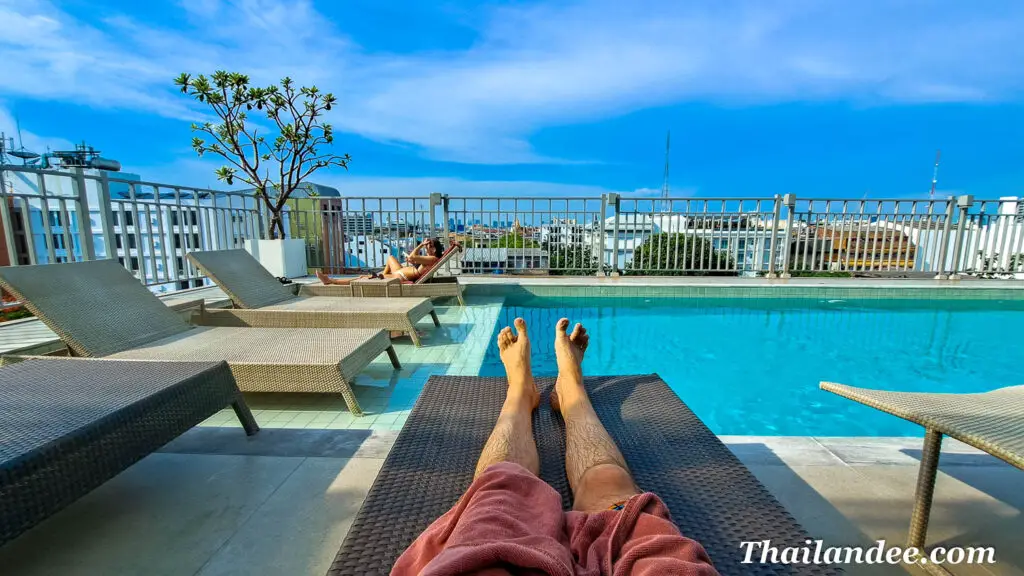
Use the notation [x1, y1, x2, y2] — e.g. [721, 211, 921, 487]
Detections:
[244, 238, 307, 279]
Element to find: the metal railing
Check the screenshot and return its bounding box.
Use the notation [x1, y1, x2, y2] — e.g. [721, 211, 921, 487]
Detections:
[445, 197, 606, 275]
[0, 165, 263, 293]
[284, 195, 440, 273]
[3, 163, 1023, 291]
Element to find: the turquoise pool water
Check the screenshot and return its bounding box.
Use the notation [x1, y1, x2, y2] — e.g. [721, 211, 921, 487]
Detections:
[477, 296, 1024, 436]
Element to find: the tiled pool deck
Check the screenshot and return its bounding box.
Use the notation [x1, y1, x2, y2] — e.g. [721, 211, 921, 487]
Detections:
[1, 277, 1022, 575]
[195, 296, 504, 432]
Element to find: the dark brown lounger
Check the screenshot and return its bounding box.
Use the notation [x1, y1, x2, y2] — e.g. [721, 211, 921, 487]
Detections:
[327, 374, 841, 575]
[0, 357, 258, 547]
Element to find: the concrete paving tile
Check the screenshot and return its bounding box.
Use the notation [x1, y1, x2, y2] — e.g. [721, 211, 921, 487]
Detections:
[722, 436, 844, 466]
[751, 460, 1023, 575]
[350, 431, 400, 458]
[849, 465, 1022, 545]
[195, 457, 385, 576]
[0, 454, 303, 576]
[745, 463, 892, 549]
[816, 437, 1011, 468]
[347, 416, 379, 429]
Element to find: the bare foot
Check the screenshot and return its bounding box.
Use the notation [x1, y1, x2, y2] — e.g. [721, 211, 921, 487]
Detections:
[551, 318, 589, 414]
[315, 270, 333, 285]
[497, 318, 540, 411]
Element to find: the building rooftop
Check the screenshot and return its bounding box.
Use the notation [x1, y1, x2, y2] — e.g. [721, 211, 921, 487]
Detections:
[461, 247, 548, 259]
[1, 277, 1023, 575]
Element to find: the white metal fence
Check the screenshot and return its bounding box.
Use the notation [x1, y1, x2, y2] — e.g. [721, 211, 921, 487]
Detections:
[3, 165, 1023, 293]
[0, 165, 262, 292]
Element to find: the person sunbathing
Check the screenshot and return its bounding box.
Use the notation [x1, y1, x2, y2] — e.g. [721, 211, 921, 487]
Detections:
[392, 318, 720, 576]
[316, 237, 444, 285]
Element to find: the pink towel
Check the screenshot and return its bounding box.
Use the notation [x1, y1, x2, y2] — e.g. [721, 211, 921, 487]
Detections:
[392, 462, 720, 576]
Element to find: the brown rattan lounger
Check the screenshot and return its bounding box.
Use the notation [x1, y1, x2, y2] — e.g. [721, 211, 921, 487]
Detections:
[187, 249, 442, 345]
[821, 382, 1023, 574]
[328, 374, 841, 575]
[0, 260, 399, 415]
[0, 357, 258, 546]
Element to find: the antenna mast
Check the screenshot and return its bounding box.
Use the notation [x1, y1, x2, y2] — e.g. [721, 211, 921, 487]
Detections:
[660, 130, 671, 211]
[929, 149, 941, 200]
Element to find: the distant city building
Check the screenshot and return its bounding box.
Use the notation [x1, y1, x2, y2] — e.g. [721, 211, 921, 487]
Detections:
[0, 168, 257, 291]
[341, 213, 374, 235]
[457, 247, 549, 274]
[540, 218, 586, 245]
[791, 226, 917, 270]
[340, 234, 396, 269]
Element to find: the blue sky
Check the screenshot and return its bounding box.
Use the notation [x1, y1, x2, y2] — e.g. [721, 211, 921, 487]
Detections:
[1, 0, 1022, 199]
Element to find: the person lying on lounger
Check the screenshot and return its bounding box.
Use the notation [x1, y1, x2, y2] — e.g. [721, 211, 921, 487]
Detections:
[391, 318, 720, 576]
[316, 237, 444, 285]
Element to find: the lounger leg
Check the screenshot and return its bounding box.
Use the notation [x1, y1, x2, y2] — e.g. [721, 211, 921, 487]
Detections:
[340, 383, 364, 417]
[385, 345, 402, 369]
[908, 428, 943, 549]
[429, 310, 441, 327]
[231, 395, 261, 436]
[403, 319, 423, 346]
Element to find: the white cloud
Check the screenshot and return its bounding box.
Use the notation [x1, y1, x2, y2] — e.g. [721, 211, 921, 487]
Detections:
[118, 157, 638, 199]
[0, 0, 1022, 165]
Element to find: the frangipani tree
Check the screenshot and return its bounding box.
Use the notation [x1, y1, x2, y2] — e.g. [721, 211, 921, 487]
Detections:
[174, 71, 350, 238]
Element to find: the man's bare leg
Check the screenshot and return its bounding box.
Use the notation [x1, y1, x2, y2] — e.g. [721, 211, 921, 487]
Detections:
[551, 318, 640, 512]
[474, 318, 541, 478]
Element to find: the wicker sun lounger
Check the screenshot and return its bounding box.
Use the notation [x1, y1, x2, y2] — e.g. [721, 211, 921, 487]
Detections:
[0, 260, 400, 415]
[187, 249, 442, 345]
[303, 244, 466, 306]
[821, 382, 1023, 570]
[0, 357, 258, 546]
[329, 374, 840, 576]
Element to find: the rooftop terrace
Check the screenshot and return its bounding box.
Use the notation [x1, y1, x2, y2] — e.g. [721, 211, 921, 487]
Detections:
[1, 276, 1022, 575]
[1, 166, 1022, 574]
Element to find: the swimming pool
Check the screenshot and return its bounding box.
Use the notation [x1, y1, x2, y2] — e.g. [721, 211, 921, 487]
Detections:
[477, 296, 1024, 436]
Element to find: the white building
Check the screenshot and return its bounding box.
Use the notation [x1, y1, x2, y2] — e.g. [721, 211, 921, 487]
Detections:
[579, 213, 782, 274]
[1, 168, 258, 291]
[340, 235, 399, 269]
[539, 218, 586, 245]
[456, 248, 549, 274]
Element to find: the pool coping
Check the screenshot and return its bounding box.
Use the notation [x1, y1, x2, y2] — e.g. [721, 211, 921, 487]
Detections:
[460, 276, 1024, 289]
[461, 278, 1024, 300]
[6, 277, 1023, 356]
